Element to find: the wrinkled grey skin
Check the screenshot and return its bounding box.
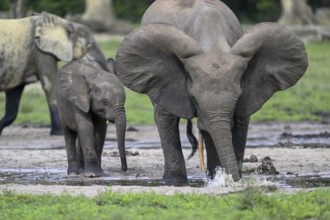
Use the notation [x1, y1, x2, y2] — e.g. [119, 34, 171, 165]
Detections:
[116, 0, 308, 184]
[56, 58, 127, 177]
[0, 12, 106, 136]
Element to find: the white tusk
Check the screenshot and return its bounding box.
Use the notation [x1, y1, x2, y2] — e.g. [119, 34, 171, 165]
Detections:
[198, 131, 205, 173]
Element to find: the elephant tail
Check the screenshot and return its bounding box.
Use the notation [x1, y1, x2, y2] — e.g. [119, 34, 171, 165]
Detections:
[186, 119, 198, 160]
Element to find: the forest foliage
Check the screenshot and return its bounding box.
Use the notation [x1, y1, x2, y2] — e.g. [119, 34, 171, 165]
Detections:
[0, 0, 330, 23]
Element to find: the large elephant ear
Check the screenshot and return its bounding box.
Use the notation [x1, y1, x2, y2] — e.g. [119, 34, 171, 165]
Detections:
[232, 22, 308, 117]
[116, 23, 200, 119]
[57, 62, 90, 113]
[34, 12, 73, 61]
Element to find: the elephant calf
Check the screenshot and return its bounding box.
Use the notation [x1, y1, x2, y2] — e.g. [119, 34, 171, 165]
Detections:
[0, 12, 107, 136]
[56, 58, 127, 177]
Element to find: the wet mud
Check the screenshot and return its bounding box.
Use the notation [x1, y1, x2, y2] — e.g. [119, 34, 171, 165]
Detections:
[0, 122, 330, 195]
[1, 168, 329, 189]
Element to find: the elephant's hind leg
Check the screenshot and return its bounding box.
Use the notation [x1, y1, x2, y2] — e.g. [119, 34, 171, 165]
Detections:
[0, 84, 25, 135]
[153, 103, 188, 185]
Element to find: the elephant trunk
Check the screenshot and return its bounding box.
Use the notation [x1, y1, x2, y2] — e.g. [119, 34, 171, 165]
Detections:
[114, 105, 127, 171]
[87, 42, 108, 71]
[206, 115, 240, 181]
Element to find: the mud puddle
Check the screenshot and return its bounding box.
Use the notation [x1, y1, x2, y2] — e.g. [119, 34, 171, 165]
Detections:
[0, 168, 203, 187]
[275, 172, 330, 188]
[1, 123, 330, 195]
[1, 122, 330, 150]
[1, 168, 330, 189]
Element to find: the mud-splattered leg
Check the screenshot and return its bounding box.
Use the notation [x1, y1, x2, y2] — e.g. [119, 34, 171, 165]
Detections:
[0, 84, 25, 135]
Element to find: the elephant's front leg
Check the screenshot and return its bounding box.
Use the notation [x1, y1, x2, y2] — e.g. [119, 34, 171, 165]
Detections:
[93, 117, 107, 167]
[36, 53, 63, 135]
[63, 126, 82, 175]
[153, 103, 187, 184]
[202, 131, 221, 179]
[74, 111, 103, 177]
[232, 115, 250, 176]
[0, 84, 25, 135]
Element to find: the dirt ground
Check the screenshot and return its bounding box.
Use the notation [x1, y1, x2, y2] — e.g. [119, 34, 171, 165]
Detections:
[0, 122, 330, 196]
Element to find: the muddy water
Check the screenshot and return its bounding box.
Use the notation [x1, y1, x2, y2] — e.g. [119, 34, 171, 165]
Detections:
[0, 122, 330, 192]
[0, 122, 329, 150]
[113, 122, 330, 149]
[0, 168, 203, 187]
[1, 168, 330, 189]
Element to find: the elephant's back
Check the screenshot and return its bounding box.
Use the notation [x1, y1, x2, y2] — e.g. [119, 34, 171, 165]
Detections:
[0, 18, 34, 91]
[141, 0, 243, 53]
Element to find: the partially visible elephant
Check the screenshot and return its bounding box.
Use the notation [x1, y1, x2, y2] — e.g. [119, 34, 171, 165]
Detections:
[56, 58, 127, 177]
[0, 12, 107, 135]
[116, 0, 308, 184]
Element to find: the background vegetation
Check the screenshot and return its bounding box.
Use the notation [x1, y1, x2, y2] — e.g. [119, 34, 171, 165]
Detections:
[1, 39, 329, 125]
[1, 0, 330, 23]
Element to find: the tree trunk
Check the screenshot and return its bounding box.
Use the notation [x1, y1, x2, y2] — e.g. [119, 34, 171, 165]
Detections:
[316, 7, 330, 25]
[279, 0, 319, 25]
[79, 0, 133, 34]
[81, 0, 115, 32]
[9, 0, 25, 18]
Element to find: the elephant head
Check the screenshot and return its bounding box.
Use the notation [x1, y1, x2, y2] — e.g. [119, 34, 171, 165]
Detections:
[116, 23, 308, 181]
[70, 22, 108, 70]
[58, 58, 127, 171]
[34, 12, 106, 66]
[34, 12, 74, 62]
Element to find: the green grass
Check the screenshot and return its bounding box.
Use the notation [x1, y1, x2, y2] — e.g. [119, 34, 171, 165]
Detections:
[1, 188, 330, 220]
[98, 39, 123, 59]
[252, 41, 330, 122]
[0, 41, 329, 126]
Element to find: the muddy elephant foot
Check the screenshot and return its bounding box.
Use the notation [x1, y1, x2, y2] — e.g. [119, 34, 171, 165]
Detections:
[206, 168, 218, 180]
[83, 167, 103, 178]
[67, 162, 83, 175]
[50, 127, 64, 136]
[162, 173, 188, 186]
[67, 170, 80, 176]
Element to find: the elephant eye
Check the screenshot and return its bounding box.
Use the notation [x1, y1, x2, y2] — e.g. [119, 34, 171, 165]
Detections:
[101, 99, 108, 106]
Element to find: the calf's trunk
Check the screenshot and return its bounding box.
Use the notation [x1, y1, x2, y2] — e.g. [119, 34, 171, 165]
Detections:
[114, 105, 127, 171]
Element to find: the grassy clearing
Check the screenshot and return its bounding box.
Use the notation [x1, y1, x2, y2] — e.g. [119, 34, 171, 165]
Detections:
[1, 188, 330, 220]
[252, 41, 330, 122]
[0, 41, 329, 125]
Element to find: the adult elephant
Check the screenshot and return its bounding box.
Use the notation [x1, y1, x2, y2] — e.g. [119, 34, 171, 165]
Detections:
[0, 12, 107, 135]
[116, 0, 308, 184]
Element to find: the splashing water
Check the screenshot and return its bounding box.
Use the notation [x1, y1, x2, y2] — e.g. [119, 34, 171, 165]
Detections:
[203, 167, 237, 187]
[203, 166, 279, 190]
[204, 167, 235, 187]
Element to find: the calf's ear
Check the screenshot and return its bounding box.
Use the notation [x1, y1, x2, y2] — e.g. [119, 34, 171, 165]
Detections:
[58, 63, 90, 113]
[106, 58, 116, 74]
